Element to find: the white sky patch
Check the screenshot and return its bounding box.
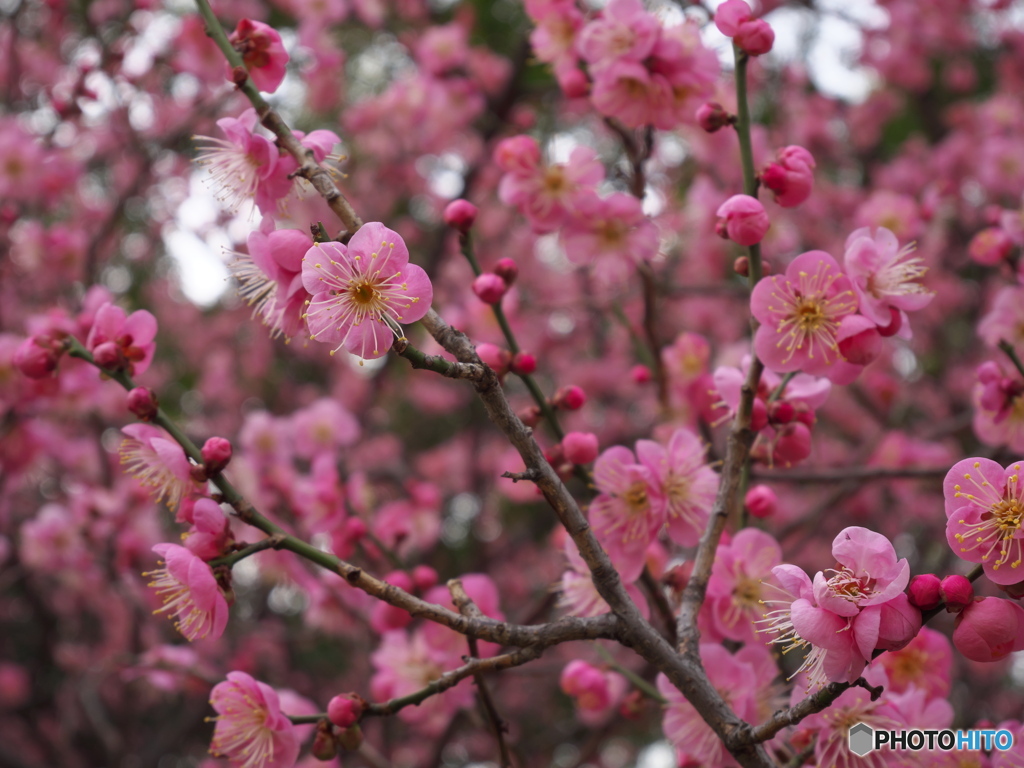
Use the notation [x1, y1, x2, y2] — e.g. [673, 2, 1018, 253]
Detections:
[636, 741, 676, 768]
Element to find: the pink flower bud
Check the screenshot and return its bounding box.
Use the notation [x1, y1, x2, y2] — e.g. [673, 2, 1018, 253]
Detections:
[385, 570, 414, 592]
[630, 364, 651, 383]
[345, 517, 368, 540]
[412, 565, 438, 591]
[563, 432, 599, 465]
[476, 342, 511, 374]
[493, 258, 519, 286]
[735, 18, 774, 56]
[511, 352, 537, 375]
[327, 694, 363, 729]
[968, 227, 1014, 266]
[14, 336, 61, 379]
[371, 602, 413, 633]
[837, 315, 883, 366]
[559, 67, 589, 98]
[443, 199, 478, 232]
[907, 573, 941, 610]
[952, 596, 1024, 662]
[201, 437, 233, 474]
[553, 385, 586, 410]
[126, 387, 159, 420]
[311, 720, 338, 761]
[696, 102, 732, 133]
[745, 485, 777, 518]
[761, 146, 815, 208]
[472, 273, 508, 304]
[768, 400, 795, 425]
[940, 574, 974, 613]
[772, 422, 812, 466]
[714, 0, 752, 36]
[715, 195, 770, 246]
[92, 341, 122, 369]
[733, 256, 750, 276]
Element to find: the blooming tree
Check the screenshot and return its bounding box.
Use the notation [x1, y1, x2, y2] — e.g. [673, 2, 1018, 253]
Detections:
[4, 0, 1024, 767]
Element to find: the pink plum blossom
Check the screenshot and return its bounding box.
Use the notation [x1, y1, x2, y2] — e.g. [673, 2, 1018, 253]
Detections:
[558, 538, 649, 619]
[636, 428, 717, 547]
[589, 445, 666, 582]
[944, 458, 1024, 583]
[209, 671, 300, 768]
[194, 109, 287, 214]
[229, 19, 289, 93]
[86, 302, 158, 376]
[119, 424, 197, 510]
[750, 250, 860, 382]
[560, 192, 659, 283]
[978, 286, 1024, 353]
[577, 0, 660, 69]
[715, 0, 775, 56]
[497, 139, 603, 233]
[843, 226, 933, 328]
[231, 219, 312, 340]
[874, 626, 953, 699]
[145, 543, 229, 642]
[705, 528, 782, 643]
[182, 498, 232, 561]
[559, 660, 628, 726]
[301, 223, 432, 359]
[973, 361, 1024, 451]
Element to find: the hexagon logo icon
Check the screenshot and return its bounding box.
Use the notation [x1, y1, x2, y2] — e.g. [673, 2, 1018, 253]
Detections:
[849, 723, 875, 757]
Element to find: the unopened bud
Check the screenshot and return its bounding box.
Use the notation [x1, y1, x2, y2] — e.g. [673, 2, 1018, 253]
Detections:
[14, 336, 62, 379]
[908, 573, 942, 611]
[201, 437, 233, 474]
[327, 694, 363, 729]
[940, 574, 974, 613]
[472, 273, 508, 304]
[768, 400, 795, 424]
[311, 719, 338, 761]
[552, 385, 586, 411]
[745, 485, 777, 519]
[412, 565, 439, 591]
[443, 199, 478, 232]
[92, 341, 122, 369]
[733, 256, 750, 277]
[476, 342, 511, 375]
[127, 387, 159, 420]
[510, 352, 537, 375]
[696, 101, 732, 133]
[338, 724, 363, 751]
[562, 431, 599, 465]
[493, 258, 519, 286]
[631, 364, 651, 383]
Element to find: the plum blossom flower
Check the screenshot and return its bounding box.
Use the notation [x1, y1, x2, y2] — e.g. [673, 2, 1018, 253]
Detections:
[301, 223, 432, 359]
[120, 424, 198, 510]
[843, 226, 933, 329]
[558, 539, 649, 619]
[231, 219, 312, 340]
[714, 0, 775, 56]
[715, 194, 769, 246]
[577, 0, 660, 68]
[560, 192, 660, 283]
[560, 660, 628, 726]
[750, 250, 860, 382]
[209, 671, 300, 768]
[589, 445, 666, 582]
[812, 526, 911, 617]
[85, 302, 158, 376]
[978, 286, 1024, 353]
[944, 458, 1024, 584]
[635, 428, 717, 547]
[145, 543, 229, 641]
[657, 644, 779, 767]
[229, 19, 289, 93]
[705, 528, 782, 643]
[194, 109, 287, 214]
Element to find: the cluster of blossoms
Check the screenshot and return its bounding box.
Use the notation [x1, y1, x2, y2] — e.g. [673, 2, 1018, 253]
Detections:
[525, 0, 719, 129]
[758, 527, 920, 692]
[494, 134, 659, 285]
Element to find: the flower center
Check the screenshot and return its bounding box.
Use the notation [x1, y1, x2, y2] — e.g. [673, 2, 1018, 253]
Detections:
[952, 462, 1024, 572]
[824, 566, 876, 602]
[624, 481, 649, 515]
[795, 297, 825, 331]
[543, 167, 567, 195]
[732, 572, 761, 610]
[349, 280, 380, 306]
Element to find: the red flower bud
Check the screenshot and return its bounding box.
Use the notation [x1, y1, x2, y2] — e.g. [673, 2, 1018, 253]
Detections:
[201, 437, 233, 475]
[327, 694, 363, 729]
[940, 574, 974, 613]
[562, 432, 599, 465]
[907, 573, 942, 611]
[552, 385, 586, 411]
[630, 364, 651, 383]
[511, 352, 537, 375]
[127, 387, 159, 420]
[493, 258, 519, 286]
[745, 485, 777, 519]
[14, 336, 62, 379]
[696, 101, 732, 133]
[443, 199, 478, 232]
